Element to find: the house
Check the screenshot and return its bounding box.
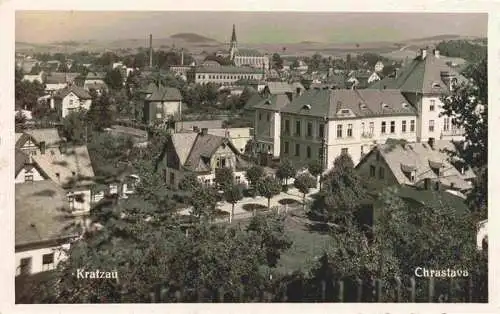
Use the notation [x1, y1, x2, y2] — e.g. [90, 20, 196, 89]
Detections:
[15, 149, 47, 184]
[15, 180, 79, 276]
[169, 65, 192, 78]
[374, 61, 385, 73]
[355, 139, 475, 192]
[16, 128, 63, 156]
[141, 83, 183, 124]
[279, 88, 418, 167]
[367, 72, 382, 84]
[44, 72, 81, 96]
[174, 120, 224, 133]
[206, 128, 254, 154]
[162, 129, 251, 189]
[22, 71, 45, 84]
[83, 72, 107, 95]
[368, 48, 468, 142]
[53, 85, 92, 118]
[187, 65, 265, 86]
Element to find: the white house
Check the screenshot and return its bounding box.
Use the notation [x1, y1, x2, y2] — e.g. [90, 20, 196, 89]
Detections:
[374, 61, 385, 73]
[163, 130, 251, 189]
[53, 85, 92, 118]
[22, 71, 45, 84]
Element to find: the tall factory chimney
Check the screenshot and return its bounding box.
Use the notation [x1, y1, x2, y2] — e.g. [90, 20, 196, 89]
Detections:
[181, 48, 184, 66]
[149, 34, 153, 68]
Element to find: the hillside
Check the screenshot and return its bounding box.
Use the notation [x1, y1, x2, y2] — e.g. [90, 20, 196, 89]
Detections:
[170, 33, 218, 43]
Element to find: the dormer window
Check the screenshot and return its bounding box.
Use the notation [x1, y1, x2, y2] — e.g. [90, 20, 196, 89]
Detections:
[302, 104, 311, 110]
[401, 102, 409, 108]
[265, 100, 272, 105]
[381, 103, 390, 109]
[359, 103, 367, 110]
[340, 109, 350, 114]
[432, 82, 441, 89]
[429, 160, 443, 176]
[401, 163, 417, 182]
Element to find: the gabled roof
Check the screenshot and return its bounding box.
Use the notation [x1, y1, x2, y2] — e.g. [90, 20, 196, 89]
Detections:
[280, 89, 416, 119]
[234, 48, 265, 57]
[84, 82, 108, 91]
[45, 72, 80, 84]
[359, 140, 475, 191]
[24, 128, 63, 147]
[16, 180, 78, 247]
[54, 85, 92, 100]
[265, 82, 294, 94]
[252, 94, 292, 112]
[32, 145, 95, 188]
[368, 53, 467, 94]
[170, 133, 198, 165]
[145, 85, 183, 102]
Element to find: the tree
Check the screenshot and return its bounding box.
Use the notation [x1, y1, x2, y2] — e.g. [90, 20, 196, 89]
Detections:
[86, 91, 115, 131]
[246, 212, 293, 267]
[224, 185, 243, 223]
[293, 173, 317, 210]
[307, 160, 324, 189]
[276, 158, 296, 186]
[310, 154, 367, 224]
[87, 132, 135, 179]
[256, 176, 282, 209]
[291, 59, 300, 70]
[271, 53, 283, 70]
[190, 186, 218, 220]
[15, 79, 45, 111]
[62, 110, 88, 145]
[245, 165, 265, 191]
[105, 68, 124, 90]
[178, 172, 202, 192]
[15, 111, 27, 132]
[440, 58, 487, 218]
[214, 167, 234, 192]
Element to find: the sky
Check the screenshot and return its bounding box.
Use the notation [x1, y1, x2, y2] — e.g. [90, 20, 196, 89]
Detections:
[15, 11, 488, 44]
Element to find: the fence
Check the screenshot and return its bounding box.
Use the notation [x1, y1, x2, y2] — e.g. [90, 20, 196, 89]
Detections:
[147, 275, 487, 303]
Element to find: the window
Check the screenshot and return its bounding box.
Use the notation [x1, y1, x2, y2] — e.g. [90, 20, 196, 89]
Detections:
[307, 122, 313, 137]
[369, 122, 374, 135]
[284, 141, 289, 154]
[347, 124, 353, 137]
[266, 113, 270, 122]
[284, 119, 290, 135]
[443, 117, 450, 131]
[24, 171, 34, 183]
[341, 148, 348, 155]
[318, 123, 325, 138]
[235, 176, 241, 183]
[69, 99, 74, 106]
[390, 121, 395, 134]
[156, 113, 162, 119]
[369, 165, 376, 177]
[259, 113, 262, 121]
[402, 120, 407, 133]
[306, 146, 311, 158]
[337, 124, 343, 138]
[381, 121, 386, 134]
[295, 143, 300, 156]
[429, 120, 435, 132]
[68, 193, 75, 211]
[430, 100, 436, 111]
[410, 120, 415, 132]
[42, 253, 55, 271]
[379, 167, 385, 179]
[19, 257, 32, 276]
[169, 173, 175, 185]
[295, 121, 301, 136]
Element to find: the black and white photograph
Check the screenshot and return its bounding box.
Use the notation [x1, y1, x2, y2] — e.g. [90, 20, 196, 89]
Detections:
[0, 2, 493, 312]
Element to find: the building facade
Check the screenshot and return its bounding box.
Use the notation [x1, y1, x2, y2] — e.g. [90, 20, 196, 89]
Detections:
[53, 85, 92, 118]
[141, 83, 183, 124]
[187, 66, 265, 86]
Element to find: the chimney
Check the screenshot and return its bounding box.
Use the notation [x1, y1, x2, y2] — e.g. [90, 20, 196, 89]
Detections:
[40, 141, 46, 155]
[422, 49, 427, 60]
[149, 34, 153, 68]
[434, 49, 440, 58]
[200, 128, 208, 135]
[181, 49, 184, 66]
[427, 137, 435, 149]
[424, 178, 431, 190]
[193, 126, 199, 133]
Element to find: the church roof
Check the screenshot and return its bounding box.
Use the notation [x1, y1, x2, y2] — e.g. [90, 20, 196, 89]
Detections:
[231, 24, 237, 43]
[234, 49, 265, 57]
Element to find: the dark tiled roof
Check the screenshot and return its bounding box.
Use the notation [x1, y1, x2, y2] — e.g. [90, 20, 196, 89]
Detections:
[184, 134, 226, 172]
[16, 180, 78, 247]
[252, 94, 292, 112]
[265, 82, 294, 94]
[54, 85, 92, 100]
[280, 89, 417, 119]
[368, 53, 466, 94]
[15, 149, 29, 176]
[45, 72, 80, 84]
[234, 48, 264, 57]
[146, 86, 182, 102]
[194, 66, 264, 74]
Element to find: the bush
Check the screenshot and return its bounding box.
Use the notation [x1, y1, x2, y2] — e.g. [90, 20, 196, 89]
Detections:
[282, 185, 289, 192]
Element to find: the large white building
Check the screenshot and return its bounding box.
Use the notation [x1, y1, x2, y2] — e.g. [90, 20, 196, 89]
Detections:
[247, 48, 466, 170]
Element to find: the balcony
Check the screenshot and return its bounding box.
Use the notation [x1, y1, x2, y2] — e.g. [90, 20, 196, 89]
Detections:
[441, 128, 465, 137]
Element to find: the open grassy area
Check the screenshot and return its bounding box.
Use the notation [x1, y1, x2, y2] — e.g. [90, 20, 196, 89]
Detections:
[277, 213, 335, 275]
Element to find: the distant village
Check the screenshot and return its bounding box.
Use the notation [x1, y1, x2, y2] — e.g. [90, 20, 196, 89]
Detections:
[14, 23, 487, 300]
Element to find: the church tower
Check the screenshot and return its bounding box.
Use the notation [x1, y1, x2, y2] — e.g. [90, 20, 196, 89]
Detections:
[230, 24, 238, 60]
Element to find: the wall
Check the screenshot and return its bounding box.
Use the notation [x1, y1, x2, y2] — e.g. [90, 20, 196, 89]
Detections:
[15, 243, 70, 276]
[68, 188, 92, 214]
[326, 115, 417, 166]
[356, 150, 399, 186]
[234, 56, 270, 69]
[59, 93, 92, 118]
[272, 112, 281, 158]
[419, 95, 464, 142]
[254, 108, 275, 155]
[194, 72, 264, 85]
[15, 167, 45, 184]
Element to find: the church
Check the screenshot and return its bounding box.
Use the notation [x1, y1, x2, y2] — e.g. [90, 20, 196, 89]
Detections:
[223, 24, 270, 70]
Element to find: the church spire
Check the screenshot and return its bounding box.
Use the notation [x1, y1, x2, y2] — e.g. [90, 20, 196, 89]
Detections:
[231, 24, 237, 43]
